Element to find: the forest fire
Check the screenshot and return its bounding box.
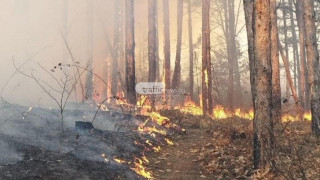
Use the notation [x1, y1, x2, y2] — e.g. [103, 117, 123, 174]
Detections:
[131, 158, 153, 179]
[2, 0, 320, 179]
[179, 100, 310, 122]
[165, 138, 174, 145]
[281, 112, 312, 122]
[178, 101, 203, 115]
[113, 157, 126, 164]
[137, 125, 167, 136]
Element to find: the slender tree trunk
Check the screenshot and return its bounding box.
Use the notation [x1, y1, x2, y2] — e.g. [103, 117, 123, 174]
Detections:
[228, 0, 242, 107]
[148, 0, 157, 82]
[243, 0, 255, 107]
[289, 0, 301, 99]
[271, 0, 281, 124]
[188, 0, 194, 102]
[207, 14, 213, 114]
[172, 0, 184, 89]
[253, 0, 274, 169]
[125, 0, 136, 105]
[297, 0, 309, 109]
[223, 0, 234, 109]
[155, 1, 160, 81]
[279, 38, 300, 104]
[304, 0, 320, 136]
[163, 0, 171, 91]
[85, 0, 94, 101]
[148, 0, 157, 109]
[282, 5, 291, 100]
[111, 0, 120, 102]
[202, 0, 210, 114]
[119, 0, 126, 96]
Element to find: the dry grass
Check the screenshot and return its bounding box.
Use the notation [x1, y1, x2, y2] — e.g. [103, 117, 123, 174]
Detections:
[159, 110, 320, 179]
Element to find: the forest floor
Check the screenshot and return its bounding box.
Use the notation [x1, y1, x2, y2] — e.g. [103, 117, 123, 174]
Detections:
[0, 102, 319, 180]
[147, 110, 320, 180]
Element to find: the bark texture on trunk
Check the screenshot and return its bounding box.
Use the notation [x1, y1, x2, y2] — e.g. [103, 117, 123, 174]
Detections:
[243, 0, 255, 107]
[297, 0, 310, 109]
[172, 0, 184, 89]
[253, 0, 274, 169]
[125, 0, 136, 105]
[271, 0, 281, 124]
[148, 0, 157, 109]
[304, 0, 320, 136]
[296, 0, 307, 108]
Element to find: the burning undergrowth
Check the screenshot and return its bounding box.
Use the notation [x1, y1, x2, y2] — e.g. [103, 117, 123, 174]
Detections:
[157, 107, 319, 179]
[0, 99, 185, 179]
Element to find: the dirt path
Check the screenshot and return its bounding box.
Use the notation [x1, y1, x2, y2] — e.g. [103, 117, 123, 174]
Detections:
[148, 128, 215, 180]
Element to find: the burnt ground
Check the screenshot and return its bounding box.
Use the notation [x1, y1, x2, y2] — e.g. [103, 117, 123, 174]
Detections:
[0, 102, 162, 180]
[1, 102, 319, 180]
[0, 140, 139, 180]
[0, 127, 143, 180]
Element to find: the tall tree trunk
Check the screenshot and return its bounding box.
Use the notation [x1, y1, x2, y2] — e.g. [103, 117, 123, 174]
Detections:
[278, 38, 300, 104]
[125, 0, 136, 105]
[172, 0, 183, 89]
[111, 0, 120, 103]
[289, 0, 301, 99]
[207, 13, 213, 114]
[85, 0, 94, 101]
[228, 0, 242, 107]
[243, 0, 255, 107]
[155, 1, 160, 82]
[119, 0, 126, 95]
[223, 0, 234, 109]
[304, 0, 320, 136]
[282, 4, 291, 100]
[253, 0, 274, 169]
[271, 0, 281, 124]
[148, 0, 157, 109]
[163, 0, 171, 91]
[202, 0, 210, 114]
[188, 0, 194, 102]
[297, 0, 309, 109]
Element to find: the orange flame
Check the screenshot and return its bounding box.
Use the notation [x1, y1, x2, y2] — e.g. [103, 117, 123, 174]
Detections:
[165, 138, 174, 145]
[213, 105, 230, 119]
[180, 100, 310, 122]
[113, 157, 126, 164]
[304, 112, 312, 121]
[131, 158, 152, 179]
[152, 146, 161, 152]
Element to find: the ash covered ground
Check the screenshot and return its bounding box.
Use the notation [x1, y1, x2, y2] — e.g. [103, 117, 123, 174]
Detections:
[0, 100, 152, 180]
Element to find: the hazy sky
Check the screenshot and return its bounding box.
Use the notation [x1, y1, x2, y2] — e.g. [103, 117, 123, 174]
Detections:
[0, 0, 114, 106]
[0, 0, 249, 107]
